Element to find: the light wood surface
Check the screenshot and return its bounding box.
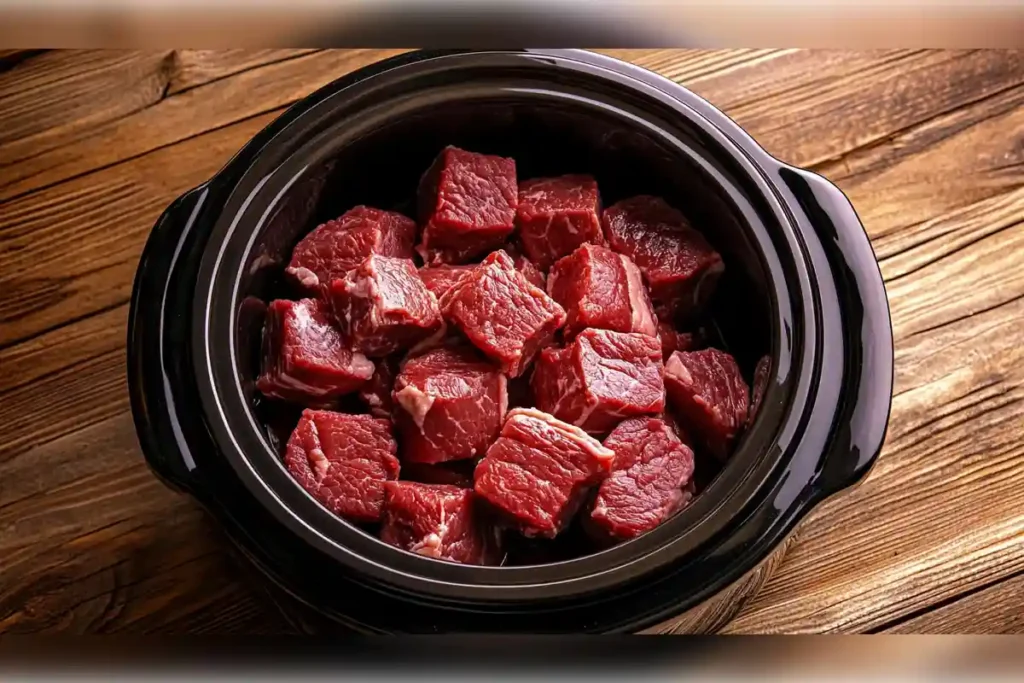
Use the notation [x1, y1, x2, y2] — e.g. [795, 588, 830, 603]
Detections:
[1, 49, 1022, 634]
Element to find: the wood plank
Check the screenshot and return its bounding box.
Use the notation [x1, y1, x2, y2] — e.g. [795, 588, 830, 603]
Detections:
[0, 411, 290, 634]
[821, 83, 1024, 241]
[0, 49, 317, 170]
[874, 186, 1024, 279]
[0, 304, 127, 395]
[0, 51, 173, 159]
[0, 346, 127, 463]
[883, 573, 1024, 634]
[164, 49, 319, 95]
[0, 49, 404, 201]
[726, 50, 1024, 171]
[0, 110, 280, 349]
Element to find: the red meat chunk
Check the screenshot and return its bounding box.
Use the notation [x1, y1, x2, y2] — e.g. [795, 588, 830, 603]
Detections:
[418, 264, 475, 299]
[512, 253, 546, 291]
[589, 417, 696, 541]
[256, 298, 374, 404]
[440, 250, 566, 377]
[531, 328, 665, 434]
[547, 244, 657, 340]
[417, 146, 518, 264]
[474, 408, 615, 538]
[328, 255, 443, 357]
[358, 357, 399, 418]
[746, 355, 771, 429]
[516, 174, 603, 270]
[393, 345, 507, 464]
[657, 322, 701, 361]
[420, 256, 543, 299]
[380, 482, 502, 565]
[285, 205, 416, 292]
[602, 196, 723, 320]
[664, 348, 750, 461]
[283, 410, 400, 523]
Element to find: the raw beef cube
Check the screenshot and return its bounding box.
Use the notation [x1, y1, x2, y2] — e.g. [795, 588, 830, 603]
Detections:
[418, 259, 543, 317]
[358, 357, 399, 418]
[746, 355, 771, 429]
[418, 264, 475, 299]
[257, 298, 374, 404]
[658, 322, 700, 361]
[440, 250, 566, 377]
[531, 328, 665, 434]
[474, 408, 615, 538]
[284, 410, 400, 523]
[380, 482, 502, 565]
[400, 461, 475, 488]
[516, 174, 604, 270]
[285, 205, 417, 292]
[502, 240, 549, 290]
[393, 345, 507, 464]
[589, 417, 696, 541]
[328, 254, 443, 357]
[664, 348, 750, 461]
[513, 253, 546, 291]
[417, 146, 517, 264]
[547, 244, 657, 340]
[602, 195, 724, 320]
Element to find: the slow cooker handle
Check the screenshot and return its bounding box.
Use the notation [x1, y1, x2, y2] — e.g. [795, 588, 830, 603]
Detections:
[127, 183, 212, 499]
[776, 166, 895, 499]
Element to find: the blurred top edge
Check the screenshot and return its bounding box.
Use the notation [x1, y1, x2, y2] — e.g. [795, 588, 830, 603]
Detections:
[0, 2, 1022, 49]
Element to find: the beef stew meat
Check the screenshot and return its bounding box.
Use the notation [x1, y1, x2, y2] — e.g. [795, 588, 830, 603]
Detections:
[602, 195, 724, 321]
[328, 254, 444, 357]
[380, 481, 503, 565]
[473, 408, 615, 538]
[257, 145, 764, 566]
[531, 328, 665, 434]
[256, 298, 374, 405]
[440, 250, 566, 377]
[511, 252, 547, 291]
[393, 345, 508, 464]
[285, 205, 417, 293]
[501, 240, 549, 290]
[588, 417, 696, 542]
[418, 264, 476, 299]
[417, 146, 518, 265]
[657, 322, 701, 361]
[516, 174, 604, 270]
[664, 349, 751, 461]
[359, 357, 400, 418]
[284, 410, 401, 524]
[547, 243, 657, 341]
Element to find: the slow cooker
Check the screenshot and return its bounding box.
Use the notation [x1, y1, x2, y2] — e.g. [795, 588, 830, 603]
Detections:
[127, 49, 894, 633]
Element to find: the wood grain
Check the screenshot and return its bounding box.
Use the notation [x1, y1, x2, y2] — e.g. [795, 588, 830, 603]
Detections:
[0, 49, 405, 201]
[1, 49, 1022, 634]
[0, 110, 280, 348]
[883, 572, 1024, 634]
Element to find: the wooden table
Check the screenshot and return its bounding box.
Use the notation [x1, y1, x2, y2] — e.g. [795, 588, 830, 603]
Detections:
[1, 49, 1022, 635]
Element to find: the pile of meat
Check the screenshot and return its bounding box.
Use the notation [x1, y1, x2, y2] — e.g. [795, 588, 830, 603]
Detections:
[257, 145, 770, 566]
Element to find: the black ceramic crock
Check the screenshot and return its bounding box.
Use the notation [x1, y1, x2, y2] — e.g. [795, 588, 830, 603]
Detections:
[128, 49, 894, 634]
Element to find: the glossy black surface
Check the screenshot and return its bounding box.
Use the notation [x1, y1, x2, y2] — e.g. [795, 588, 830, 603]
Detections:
[128, 49, 893, 633]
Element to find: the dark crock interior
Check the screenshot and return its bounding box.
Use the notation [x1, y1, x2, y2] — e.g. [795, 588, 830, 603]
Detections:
[194, 52, 808, 603]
